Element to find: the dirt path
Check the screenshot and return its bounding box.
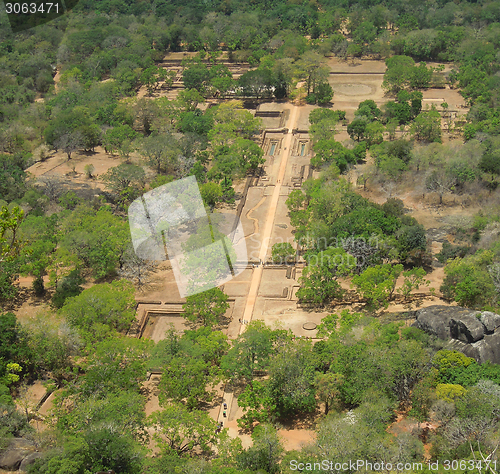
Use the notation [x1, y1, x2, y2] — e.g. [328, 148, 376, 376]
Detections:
[215, 105, 301, 435]
[239, 105, 300, 332]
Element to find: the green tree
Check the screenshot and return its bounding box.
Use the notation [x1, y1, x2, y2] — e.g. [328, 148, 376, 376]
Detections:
[158, 355, 220, 409]
[316, 309, 361, 339]
[102, 125, 138, 155]
[148, 403, 218, 456]
[312, 140, 355, 172]
[102, 163, 146, 197]
[237, 424, 284, 474]
[56, 391, 147, 442]
[315, 372, 343, 415]
[28, 430, 145, 474]
[440, 251, 495, 308]
[409, 62, 433, 89]
[347, 119, 367, 142]
[138, 133, 181, 175]
[176, 88, 206, 112]
[296, 51, 330, 96]
[74, 337, 151, 399]
[398, 267, 430, 302]
[237, 380, 276, 429]
[208, 64, 234, 98]
[238, 68, 274, 99]
[382, 55, 415, 93]
[208, 101, 262, 147]
[365, 121, 385, 146]
[61, 280, 136, 343]
[51, 269, 84, 309]
[19, 214, 58, 295]
[272, 242, 295, 264]
[23, 312, 80, 385]
[385, 339, 430, 403]
[199, 182, 223, 209]
[58, 205, 131, 279]
[53, 131, 84, 160]
[44, 107, 101, 152]
[356, 100, 382, 122]
[179, 110, 213, 135]
[0, 312, 31, 383]
[353, 21, 377, 48]
[0, 205, 25, 300]
[411, 106, 442, 143]
[0, 154, 28, 202]
[352, 264, 404, 310]
[221, 321, 279, 384]
[230, 138, 265, 174]
[315, 83, 334, 105]
[140, 65, 167, 95]
[268, 339, 317, 417]
[182, 62, 210, 93]
[396, 224, 427, 263]
[297, 248, 356, 306]
[182, 287, 229, 328]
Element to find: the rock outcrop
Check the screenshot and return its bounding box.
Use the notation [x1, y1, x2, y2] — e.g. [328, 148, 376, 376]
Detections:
[413, 305, 500, 364]
[19, 452, 43, 471]
[0, 438, 37, 471]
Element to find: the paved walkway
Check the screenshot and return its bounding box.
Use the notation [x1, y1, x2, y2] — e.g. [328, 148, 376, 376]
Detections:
[239, 104, 299, 335]
[217, 105, 300, 428]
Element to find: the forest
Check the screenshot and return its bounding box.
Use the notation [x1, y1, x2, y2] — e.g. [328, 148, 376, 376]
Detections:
[1, 0, 500, 471]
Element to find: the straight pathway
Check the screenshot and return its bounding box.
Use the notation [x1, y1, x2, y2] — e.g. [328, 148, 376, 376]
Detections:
[239, 104, 300, 335]
[217, 104, 300, 429]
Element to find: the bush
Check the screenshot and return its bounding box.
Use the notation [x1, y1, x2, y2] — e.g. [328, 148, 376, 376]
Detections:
[316, 82, 334, 105]
[0, 404, 32, 438]
[440, 251, 495, 308]
[32, 276, 45, 296]
[58, 191, 82, 210]
[396, 224, 427, 260]
[84, 164, 95, 179]
[401, 327, 430, 344]
[436, 242, 472, 264]
[51, 270, 84, 309]
[382, 198, 405, 218]
[305, 93, 317, 104]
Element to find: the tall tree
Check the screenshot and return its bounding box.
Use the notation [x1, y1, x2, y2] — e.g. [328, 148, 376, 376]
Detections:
[148, 403, 218, 456]
[297, 248, 356, 306]
[61, 280, 136, 343]
[296, 51, 329, 96]
[182, 287, 229, 328]
[0, 205, 25, 300]
[267, 339, 317, 417]
[221, 321, 277, 384]
[137, 133, 180, 174]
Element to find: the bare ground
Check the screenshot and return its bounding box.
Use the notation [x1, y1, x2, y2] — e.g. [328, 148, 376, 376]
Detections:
[10, 57, 485, 455]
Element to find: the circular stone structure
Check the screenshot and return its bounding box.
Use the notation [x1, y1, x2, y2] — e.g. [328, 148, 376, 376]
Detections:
[331, 83, 375, 96]
[303, 322, 317, 330]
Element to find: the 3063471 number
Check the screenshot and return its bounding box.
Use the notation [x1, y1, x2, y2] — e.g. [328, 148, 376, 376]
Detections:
[5, 3, 60, 13]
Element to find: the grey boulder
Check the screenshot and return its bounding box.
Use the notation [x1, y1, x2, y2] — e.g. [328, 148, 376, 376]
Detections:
[450, 313, 484, 343]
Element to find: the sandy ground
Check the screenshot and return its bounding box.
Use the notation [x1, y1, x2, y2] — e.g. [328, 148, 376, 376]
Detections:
[13, 56, 482, 455]
[25, 146, 148, 201]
